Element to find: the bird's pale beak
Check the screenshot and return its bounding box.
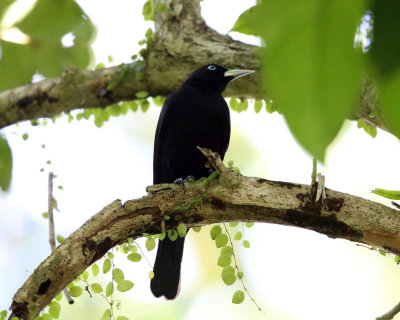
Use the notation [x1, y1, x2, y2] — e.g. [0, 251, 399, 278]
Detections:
[224, 69, 255, 80]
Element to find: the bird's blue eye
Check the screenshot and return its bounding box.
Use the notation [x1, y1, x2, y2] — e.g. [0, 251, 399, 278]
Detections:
[207, 65, 216, 71]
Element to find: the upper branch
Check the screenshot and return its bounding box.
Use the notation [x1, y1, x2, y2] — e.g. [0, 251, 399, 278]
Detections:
[9, 151, 399, 320]
[0, 0, 380, 131]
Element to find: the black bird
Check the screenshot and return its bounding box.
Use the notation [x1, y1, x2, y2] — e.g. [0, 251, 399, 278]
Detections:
[150, 64, 254, 300]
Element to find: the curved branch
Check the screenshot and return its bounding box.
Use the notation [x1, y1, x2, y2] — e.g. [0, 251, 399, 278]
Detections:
[9, 151, 399, 319]
[0, 0, 380, 133]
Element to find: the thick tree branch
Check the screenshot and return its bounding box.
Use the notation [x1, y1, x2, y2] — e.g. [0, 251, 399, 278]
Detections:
[0, 0, 381, 133]
[9, 150, 399, 320]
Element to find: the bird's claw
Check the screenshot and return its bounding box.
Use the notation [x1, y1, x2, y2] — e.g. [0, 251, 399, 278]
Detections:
[315, 173, 326, 203]
[174, 175, 195, 194]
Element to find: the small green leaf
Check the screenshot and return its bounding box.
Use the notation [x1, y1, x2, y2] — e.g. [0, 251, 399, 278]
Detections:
[243, 240, 250, 248]
[149, 271, 155, 279]
[372, 188, 400, 200]
[103, 258, 112, 273]
[95, 63, 105, 70]
[228, 222, 239, 227]
[167, 229, 178, 241]
[69, 286, 83, 297]
[117, 280, 134, 292]
[192, 226, 202, 232]
[237, 270, 244, 279]
[177, 223, 187, 237]
[164, 215, 171, 220]
[215, 233, 228, 248]
[40, 314, 52, 320]
[22, 133, 29, 140]
[395, 256, 400, 264]
[0, 135, 12, 191]
[55, 291, 63, 301]
[142, 0, 154, 21]
[210, 225, 222, 240]
[82, 270, 89, 281]
[127, 253, 142, 262]
[379, 249, 387, 256]
[217, 255, 231, 267]
[254, 100, 263, 113]
[42, 212, 49, 218]
[135, 91, 148, 99]
[108, 252, 115, 259]
[234, 231, 242, 241]
[56, 235, 64, 244]
[90, 283, 103, 293]
[156, 2, 167, 13]
[245, 222, 254, 228]
[92, 263, 99, 276]
[221, 266, 236, 285]
[48, 301, 61, 319]
[232, 290, 245, 304]
[153, 96, 166, 106]
[101, 309, 111, 320]
[113, 268, 124, 283]
[140, 100, 150, 112]
[221, 246, 233, 256]
[116, 316, 129, 320]
[106, 281, 114, 297]
[145, 237, 156, 251]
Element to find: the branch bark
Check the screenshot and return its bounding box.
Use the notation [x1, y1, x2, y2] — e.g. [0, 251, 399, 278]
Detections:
[0, 0, 382, 133]
[9, 150, 399, 320]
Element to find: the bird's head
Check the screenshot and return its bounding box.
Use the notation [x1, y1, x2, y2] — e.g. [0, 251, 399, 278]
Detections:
[184, 64, 254, 93]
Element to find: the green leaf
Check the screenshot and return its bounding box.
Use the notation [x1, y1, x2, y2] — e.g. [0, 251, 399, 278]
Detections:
[103, 258, 112, 273]
[0, 0, 95, 92]
[156, 2, 167, 13]
[92, 263, 99, 276]
[177, 223, 187, 237]
[90, 283, 103, 293]
[117, 280, 134, 292]
[40, 314, 52, 320]
[136, 91, 148, 99]
[153, 96, 166, 106]
[192, 226, 202, 232]
[116, 317, 129, 320]
[257, 0, 366, 160]
[357, 119, 377, 138]
[230, 5, 263, 36]
[370, 0, 400, 76]
[22, 133, 29, 140]
[243, 240, 250, 248]
[48, 301, 61, 319]
[56, 235, 64, 244]
[127, 253, 142, 262]
[101, 309, 111, 320]
[372, 188, 400, 200]
[105, 281, 114, 297]
[228, 222, 239, 227]
[82, 270, 89, 281]
[245, 222, 254, 228]
[54, 291, 63, 301]
[215, 233, 228, 248]
[142, 0, 154, 21]
[217, 255, 231, 267]
[140, 100, 150, 112]
[0, 135, 12, 191]
[254, 100, 263, 113]
[145, 237, 156, 251]
[108, 252, 115, 259]
[234, 231, 242, 241]
[221, 246, 233, 256]
[221, 266, 236, 285]
[237, 270, 244, 279]
[210, 225, 222, 240]
[42, 212, 49, 218]
[167, 229, 178, 241]
[69, 286, 83, 297]
[113, 268, 124, 283]
[232, 290, 245, 304]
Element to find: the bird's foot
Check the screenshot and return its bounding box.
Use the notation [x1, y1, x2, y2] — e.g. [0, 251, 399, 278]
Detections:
[174, 175, 195, 194]
[315, 173, 326, 203]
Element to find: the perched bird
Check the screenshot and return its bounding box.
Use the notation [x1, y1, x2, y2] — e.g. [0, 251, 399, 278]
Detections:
[150, 64, 254, 300]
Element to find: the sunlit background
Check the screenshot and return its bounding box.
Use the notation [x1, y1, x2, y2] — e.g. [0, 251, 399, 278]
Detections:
[1, 1, 400, 319]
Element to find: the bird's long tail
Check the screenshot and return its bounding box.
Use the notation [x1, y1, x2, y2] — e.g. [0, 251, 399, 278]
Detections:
[150, 235, 186, 299]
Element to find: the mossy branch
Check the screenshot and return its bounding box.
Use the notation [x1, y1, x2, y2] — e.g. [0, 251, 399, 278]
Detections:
[9, 149, 399, 320]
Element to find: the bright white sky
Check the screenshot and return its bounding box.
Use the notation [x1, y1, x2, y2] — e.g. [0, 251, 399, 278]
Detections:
[1, 1, 400, 320]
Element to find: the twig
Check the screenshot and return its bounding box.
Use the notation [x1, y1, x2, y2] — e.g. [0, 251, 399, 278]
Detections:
[223, 223, 265, 313]
[376, 301, 400, 320]
[48, 172, 74, 304]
